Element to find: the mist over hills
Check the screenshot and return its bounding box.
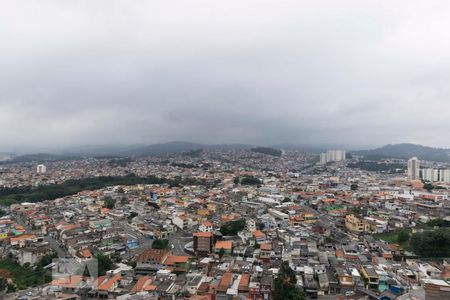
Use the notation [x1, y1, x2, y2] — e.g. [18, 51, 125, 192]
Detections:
[119, 141, 253, 157]
[1, 142, 255, 162]
[353, 143, 450, 162]
[3, 142, 450, 163]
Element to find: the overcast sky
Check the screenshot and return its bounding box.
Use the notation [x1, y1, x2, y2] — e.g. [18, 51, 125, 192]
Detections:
[1, 1, 450, 152]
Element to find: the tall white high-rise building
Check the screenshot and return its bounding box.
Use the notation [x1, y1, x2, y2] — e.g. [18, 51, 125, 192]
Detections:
[36, 164, 47, 174]
[422, 168, 439, 182]
[407, 157, 420, 181]
[319, 153, 328, 164]
[439, 169, 450, 183]
[318, 150, 346, 164]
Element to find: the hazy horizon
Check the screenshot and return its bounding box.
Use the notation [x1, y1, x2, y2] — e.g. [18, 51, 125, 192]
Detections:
[2, 1, 450, 151]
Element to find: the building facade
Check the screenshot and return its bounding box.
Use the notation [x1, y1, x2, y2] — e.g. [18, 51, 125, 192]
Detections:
[318, 150, 346, 164]
[407, 157, 420, 181]
[422, 168, 439, 182]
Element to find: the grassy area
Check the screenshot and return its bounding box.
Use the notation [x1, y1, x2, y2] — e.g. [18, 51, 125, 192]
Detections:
[374, 229, 412, 251]
[0, 259, 51, 291]
[375, 225, 450, 257]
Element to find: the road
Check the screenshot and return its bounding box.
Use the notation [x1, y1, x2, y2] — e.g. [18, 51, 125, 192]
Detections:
[13, 215, 191, 262]
[169, 233, 191, 255]
[117, 221, 192, 260]
[115, 221, 153, 260]
[13, 214, 70, 258]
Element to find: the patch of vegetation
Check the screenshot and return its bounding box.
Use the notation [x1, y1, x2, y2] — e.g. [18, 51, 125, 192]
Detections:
[410, 228, 450, 258]
[171, 162, 198, 169]
[376, 227, 450, 258]
[0, 174, 213, 205]
[107, 157, 132, 167]
[347, 161, 405, 173]
[273, 261, 305, 300]
[181, 149, 203, 157]
[0, 258, 52, 292]
[234, 176, 261, 186]
[251, 147, 282, 157]
[220, 219, 245, 236]
[423, 182, 434, 192]
[105, 198, 115, 209]
[152, 239, 170, 250]
[426, 218, 444, 228]
[374, 229, 412, 251]
[95, 253, 113, 276]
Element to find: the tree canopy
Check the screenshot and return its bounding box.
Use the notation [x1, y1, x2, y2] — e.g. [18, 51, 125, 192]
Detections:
[234, 176, 261, 186]
[152, 239, 170, 250]
[95, 253, 113, 276]
[220, 219, 245, 236]
[273, 261, 305, 300]
[410, 228, 450, 258]
[0, 174, 215, 206]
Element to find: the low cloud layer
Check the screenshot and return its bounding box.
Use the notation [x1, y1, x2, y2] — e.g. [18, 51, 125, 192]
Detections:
[1, 1, 450, 151]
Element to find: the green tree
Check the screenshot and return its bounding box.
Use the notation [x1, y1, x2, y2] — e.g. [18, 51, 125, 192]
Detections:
[240, 176, 261, 185]
[397, 230, 410, 243]
[111, 252, 122, 263]
[220, 219, 245, 236]
[37, 253, 57, 268]
[218, 248, 225, 260]
[423, 182, 434, 192]
[410, 228, 450, 258]
[152, 239, 170, 249]
[105, 198, 115, 209]
[350, 183, 358, 191]
[273, 261, 305, 300]
[427, 218, 444, 228]
[95, 253, 113, 276]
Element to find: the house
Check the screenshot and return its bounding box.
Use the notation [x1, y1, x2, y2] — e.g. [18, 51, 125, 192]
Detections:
[345, 214, 374, 233]
[172, 214, 189, 230]
[199, 221, 213, 233]
[96, 274, 122, 292]
[423, 278, 450, 300]
[18, 245, 53, 266]
[186, 275, 204, 295]
[89, 219, 112, 231]
[215, 240, 233, 256]
[135, 249, 171, 274]
[163, 255, 190, 273]
[252, 230, 266, 243]
[49, 275, 86, 293]
[193, 232, 213, 255]
[75, 248, 93, 263]
[10, 234, 37, 248]
[360, 265, 380, 289]
[259, 243, 272, 262]
[92, 274, 122, 298]
[335, 266, 354, 289]
[130, 276, 157, 293]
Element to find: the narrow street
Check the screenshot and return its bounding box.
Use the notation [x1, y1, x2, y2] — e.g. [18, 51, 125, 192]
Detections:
[13, 214, 70, 258]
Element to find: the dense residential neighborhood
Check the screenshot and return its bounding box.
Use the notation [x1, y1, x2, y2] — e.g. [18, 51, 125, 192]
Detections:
[0, 148, 448, 299]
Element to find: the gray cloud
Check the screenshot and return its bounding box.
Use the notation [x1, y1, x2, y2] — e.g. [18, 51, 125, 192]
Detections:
[1, 0, 450, 151]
